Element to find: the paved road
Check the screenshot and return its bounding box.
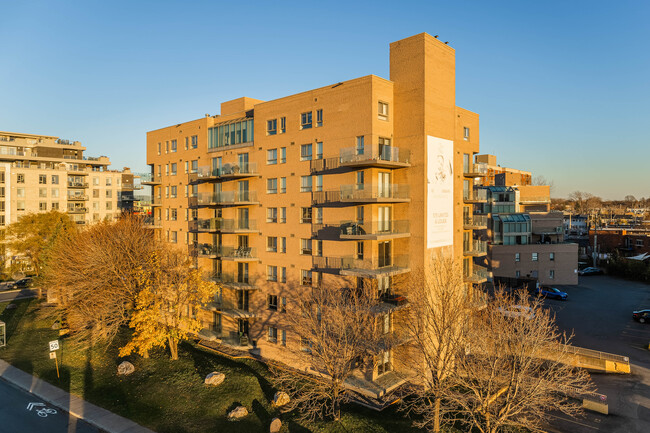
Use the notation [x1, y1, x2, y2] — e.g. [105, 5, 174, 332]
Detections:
[0, 288, 39, 303]
[0, 378, 98, 433]
[542, 275, 650, 433]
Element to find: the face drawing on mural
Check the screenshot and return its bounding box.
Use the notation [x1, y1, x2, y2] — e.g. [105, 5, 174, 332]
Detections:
[435, 147, 452, 182]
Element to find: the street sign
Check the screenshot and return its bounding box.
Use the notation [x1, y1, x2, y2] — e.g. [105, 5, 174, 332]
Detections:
[48, 340, 59, 351]
[49, 352, 56, 359]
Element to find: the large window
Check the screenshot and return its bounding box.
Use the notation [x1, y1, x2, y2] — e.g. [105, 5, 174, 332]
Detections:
[316, 109, 323, 127]
[301, 112, 312, 129]
[301, 207, 312, 224]
[267, 178, 277, 194]
[208, 119, 254, 149]
[267, 149, 277, 165]
[300, 143, 312, 161]
[267, 119, 277, 135]
[301, 176, 312, 192]
[378, 101, 389, 120]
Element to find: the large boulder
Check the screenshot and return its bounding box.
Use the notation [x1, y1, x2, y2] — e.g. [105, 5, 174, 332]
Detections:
[204, 372, 225, 386]
[270, 417, 282, 433]
[227, 406, 248, 420]
[117, 361, 135, 376]
[272, 391, 290, 408]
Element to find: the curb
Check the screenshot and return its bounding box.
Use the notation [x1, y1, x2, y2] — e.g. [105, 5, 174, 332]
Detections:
[0, 359, 155, 433]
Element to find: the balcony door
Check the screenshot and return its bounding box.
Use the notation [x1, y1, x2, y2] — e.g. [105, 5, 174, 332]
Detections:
[238, 180, 249, 201]
[237, 290, 249, 312]
[378, 241, 391, 268]
[378, 172, 390, 198]
[378, 206, 391, 233]
[237, 262, 249, 284]
[238, 153, 249, 172]
[238, 208, 249, 230]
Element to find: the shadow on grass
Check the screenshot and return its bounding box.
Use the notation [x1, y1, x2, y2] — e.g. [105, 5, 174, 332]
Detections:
[0, 298, 33, 344]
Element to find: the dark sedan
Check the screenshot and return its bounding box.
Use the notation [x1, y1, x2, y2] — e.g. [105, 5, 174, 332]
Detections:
[536, 287, 568, 300]
[633, 309, 650, 324]
[578, 267, 603, 276]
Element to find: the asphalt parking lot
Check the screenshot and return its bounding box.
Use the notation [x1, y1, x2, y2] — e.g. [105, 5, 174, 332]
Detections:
[542, 275, 650, 433]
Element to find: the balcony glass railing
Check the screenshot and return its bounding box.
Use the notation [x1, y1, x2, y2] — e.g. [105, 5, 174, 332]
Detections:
[190, 163, 258, 183]
[189, 218, 257, 232]
[463, 214, 488, 228]
[313, 184, 409, 204]
[338, 220, 410, 237]
[339, 145, 410, 166]
[463, 240, 488, 255]
[191, 243, 257, 260]
[464, 163, 488, 176]
[464, 265, 489, 282]
[463, 189, 488, 202]
[191, 191, 257, 206]
[313, 255, 409, 272]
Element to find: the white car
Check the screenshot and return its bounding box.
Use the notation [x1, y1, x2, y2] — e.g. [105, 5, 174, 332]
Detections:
[498, 305, 535, 320]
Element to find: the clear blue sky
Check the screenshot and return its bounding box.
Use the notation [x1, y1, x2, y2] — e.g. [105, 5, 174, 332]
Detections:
[1, 0, 648, 200]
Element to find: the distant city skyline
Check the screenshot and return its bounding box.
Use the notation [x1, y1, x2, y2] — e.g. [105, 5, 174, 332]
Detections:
[1, 0, 648, 200]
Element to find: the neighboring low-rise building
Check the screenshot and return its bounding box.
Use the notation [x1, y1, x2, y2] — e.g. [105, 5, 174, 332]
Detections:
[475, 154, 532, 187]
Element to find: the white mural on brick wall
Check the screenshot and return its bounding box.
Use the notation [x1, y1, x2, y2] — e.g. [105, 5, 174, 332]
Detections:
[426, 135, 454, 249]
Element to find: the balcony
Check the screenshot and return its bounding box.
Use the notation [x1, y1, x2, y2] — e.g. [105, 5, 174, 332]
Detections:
[188, 163, 258, 184]
[207, 272, 259, 291]
[67, 181, 89, 189]
[190, 244, 257, 261]
[519, 196, 551, 205]
[463, 189, 487, 203]
[313, 255, 410, 278]
[142, 175, 162, 186]
[464, 265, 489, 284]
[188, 191, 258, 208]
[313, 220, 410, 240]
[339, 145, 410, 169]
[151, 196, 162, 206]
[67, 195, 88, 201]
[310, 157, 340, 174]
[67, 207, 88, 214]
[463, 214, 488, 230]
[463, 163, 488, 177]
[313, 185, 409, 206]
[463, 240, 488, 257]
[143, 217, 162, 229]
[188, 218, 258, 233]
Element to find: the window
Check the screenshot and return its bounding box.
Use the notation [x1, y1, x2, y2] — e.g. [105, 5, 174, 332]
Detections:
[550, 252, 555, 261]
[267, 207, 278, 223]
[171, 186, 177, 198]
[185, 136, 189, 150]
[165, 164, 169, 175]
[267, 237, 278, 252]
[52, 175, 59, 185]
[356, 136, 364, 155]
[463, 127, 470, 141]
[280, 117, 286, 133]
[636, 239, 644, 247]
[315, 207, 323, 224]
[106, 202, 112, 210]
[532, 252, 538, 262]
[17, 174, 24, 184]
[281, 329, 287, 345]
[17, 201, 25, 211]
[268, 294, 278, 310]
[93, 201, 99, 210]
[378, 101, 389, 120]
[315, 175, 323, 192]
[280, 237, 287, 253]
[301, 112, 312, 129]
[301, 207, 312, 224]
[268, 326, 278, 343]
[316, 141, 323, 159]
[39, 188, 47, 198]
[300, 337, 312, 352]
[267, 266, 278, 282]
[315, 240, 322, 257]
[300, 143, 312, 161]
[301, 176, 312, 192]
[191, 135, 198, 148]
[549, 270, 555, 279]
[39, 202, 47, 211]
[171, 231, 178, 243]
[171, 139, 177, 152]
[316, 109, 323, 127]
[280, 269, 287, 284]
[515, 253, 520, 262]
[280, 207, 286, 223]
[39, 174, 47, 184]
[382, 313, 391, 334]
[301, 270, 312, 286]
[191, 160, 198, 173]
[280, 177, 286, 193]
[267, 119, 277, 135]
[356, 171, 364, 189]
[171, 163, 177, 176]
[0, 187, 3, 198]
[280, 147, 286, 163]
[267, 178, 278, 194]
[356, 206, 364, 222]
[171, 209, 177, 221]
[301, 239, 312, 255]
[105, 190, 112, 198]
[106, 177, 113, 186]
[184, 161, 189, 173]
[16, 188, 25, 198]
[157, 142, 161, 155]
[356, 241, 364, 259]
[515, 270, 520, 278]
[267, 149, 277, 165]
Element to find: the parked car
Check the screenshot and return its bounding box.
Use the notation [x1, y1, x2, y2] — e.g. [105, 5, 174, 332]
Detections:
[578, 267, 603, 276]
[10, 277, 33, 289]
[498, 305, 535, 320]
[536, 287, 568, 301]
[632, 309, 650, 324]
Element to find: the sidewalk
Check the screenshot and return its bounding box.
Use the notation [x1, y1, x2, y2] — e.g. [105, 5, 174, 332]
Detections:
[0, 358, 155, 433]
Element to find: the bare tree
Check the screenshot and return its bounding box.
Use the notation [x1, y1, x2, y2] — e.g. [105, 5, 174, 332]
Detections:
[43, 215, 157, 345]
[398, 255, 473, 432]
[447, 288, 594, 433]
[531, 175, 555, 195]
[119, 246, 215, 360]
[271, 282, 386, 421]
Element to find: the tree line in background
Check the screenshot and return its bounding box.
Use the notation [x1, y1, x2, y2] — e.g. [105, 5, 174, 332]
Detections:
[551, 190, 650, 214]
[4, 211, 594, 432]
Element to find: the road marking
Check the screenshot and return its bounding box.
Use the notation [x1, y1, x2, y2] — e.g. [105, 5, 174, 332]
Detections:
[546, 413, 601, 431]
[26, 402, 45, 411]
[27, 402, 57, 417]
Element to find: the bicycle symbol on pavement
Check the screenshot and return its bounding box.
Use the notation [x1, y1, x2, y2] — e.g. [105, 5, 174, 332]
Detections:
[26, 402, 58, 417]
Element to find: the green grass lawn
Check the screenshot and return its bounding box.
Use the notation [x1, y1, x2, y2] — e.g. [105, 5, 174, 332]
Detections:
[0, 299, 421, 433]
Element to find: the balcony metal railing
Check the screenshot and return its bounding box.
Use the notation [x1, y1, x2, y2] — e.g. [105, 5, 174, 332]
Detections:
[464, 163, 488, 177]
[519, 196, 551, 204]
[189, 218, 257, 233]
[464, 265, 489, 283]
[67, 207, 88, 214]
[189, 163, 258, 184]
[189, 191, 258, 207]
[339, 145, 410, 167]
[191, 243, 257, 260]
[313, 185, 410, 205]
[463, 240, 488, 256]
[67, 195, 88, 201]
[463, 189, 488, 202]
[67, 181, 89, 188]
[207, 272, 258, 289]
[463, 214, 488, 229]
